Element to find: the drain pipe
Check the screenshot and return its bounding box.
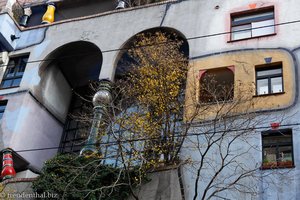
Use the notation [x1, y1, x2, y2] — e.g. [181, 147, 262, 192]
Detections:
[80, 79, 113, 156]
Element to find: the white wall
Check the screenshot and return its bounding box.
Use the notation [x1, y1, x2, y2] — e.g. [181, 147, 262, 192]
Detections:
[0, 92, 63, 169]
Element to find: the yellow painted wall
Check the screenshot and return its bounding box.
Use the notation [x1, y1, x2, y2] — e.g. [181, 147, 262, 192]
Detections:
[185, 49, 295, 121]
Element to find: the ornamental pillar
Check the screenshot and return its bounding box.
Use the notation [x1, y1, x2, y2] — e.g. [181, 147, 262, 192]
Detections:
[1, 149, 16, 180]
[42, 2, 56, 24]
[80, 79, 113, 156]
[116, 0, 126, 9]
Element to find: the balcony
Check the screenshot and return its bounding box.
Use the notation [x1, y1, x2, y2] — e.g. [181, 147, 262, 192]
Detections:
[14, 0, 167, 28]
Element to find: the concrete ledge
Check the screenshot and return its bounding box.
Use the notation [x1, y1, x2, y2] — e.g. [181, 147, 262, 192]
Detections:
[129, 168, 183, 200]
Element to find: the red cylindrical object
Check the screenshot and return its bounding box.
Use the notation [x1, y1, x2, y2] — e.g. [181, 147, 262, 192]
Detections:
[271, 122, 280, 129]
[3, 159, 13, 166]
[1, 149, 16, 180]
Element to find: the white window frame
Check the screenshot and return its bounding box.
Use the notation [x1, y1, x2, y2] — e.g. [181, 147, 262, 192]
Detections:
[255, 62, 283, 96]
[231, 7, 275, 41]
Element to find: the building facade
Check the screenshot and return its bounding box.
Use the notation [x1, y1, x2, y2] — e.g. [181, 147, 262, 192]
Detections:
[0, 0, 299, 199]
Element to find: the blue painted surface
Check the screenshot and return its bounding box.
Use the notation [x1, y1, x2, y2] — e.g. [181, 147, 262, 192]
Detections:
[264, 57, 272, 63]
[15, 28, 47, 50]
[0, 14, 18, 51]
[0, 13, 47, 51]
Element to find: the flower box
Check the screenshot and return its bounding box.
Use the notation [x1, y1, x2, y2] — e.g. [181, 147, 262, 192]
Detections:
[261, 160, 294, 169]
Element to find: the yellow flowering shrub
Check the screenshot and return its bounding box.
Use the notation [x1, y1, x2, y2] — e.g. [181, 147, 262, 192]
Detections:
[114, 31, 188, 166]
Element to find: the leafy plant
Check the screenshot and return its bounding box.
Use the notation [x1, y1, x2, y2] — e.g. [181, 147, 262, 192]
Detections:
[32, 154, 146, 200]
[112, 31, 188, 167]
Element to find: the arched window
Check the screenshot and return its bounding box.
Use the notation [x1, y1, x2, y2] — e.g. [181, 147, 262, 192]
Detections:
[200, 67, 234, 103]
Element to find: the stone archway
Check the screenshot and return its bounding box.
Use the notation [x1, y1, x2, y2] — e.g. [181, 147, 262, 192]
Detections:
[99, 27, 190, 166]
[114, 27, 189, 80]
[38, 41, 103, 153]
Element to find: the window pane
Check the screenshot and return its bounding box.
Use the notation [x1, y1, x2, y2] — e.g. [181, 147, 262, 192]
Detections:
[0, 101, 7, 121]
[69, 120, 78, 129]
[233, 11, 274, 23]
[105, 145, 119, 166]
[60, 86, 93, 153]
[104, 156, 118, 166]
[263, 147, 277, 162]
[252, 19, 275, 37]
[63, 142, 72, 153]
[0, 105, 6, 111]
[262, 130, 293, 168]
[271, 77, 283, 93]
[257, 79, 269, 95]
[5, 67, 15, 78]
[232, 25, 252, 40]
[15, 65, 26, 76]
[72, 141, 84, 152]
[1, 80, 12, 88]
[12, 78, 21, 87]
[200, 68, 234, 103]
[278, 146, 292, 162]
[257, 68, 282, 77]
[66, 130, 76, 141]
[76, 129, 88, 139]
[1, 56, 28, 89]
[21, 57, 28, 63]
[263, 135, 291, 145]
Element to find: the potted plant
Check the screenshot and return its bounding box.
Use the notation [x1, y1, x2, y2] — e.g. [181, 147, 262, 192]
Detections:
[261, 159, 277, 169]
[277, 160, 293, 167]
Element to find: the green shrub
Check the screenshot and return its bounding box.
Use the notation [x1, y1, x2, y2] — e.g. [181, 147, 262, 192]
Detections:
[32, 154, 144, 200]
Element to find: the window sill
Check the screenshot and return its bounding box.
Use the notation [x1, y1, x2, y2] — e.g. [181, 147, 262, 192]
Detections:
[253, 92, 285, 97]
[227, 33, 277, 43]
[0, 86, 20, 90]
[260, 164, 295, 170]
